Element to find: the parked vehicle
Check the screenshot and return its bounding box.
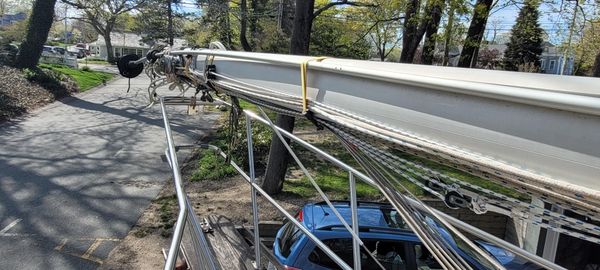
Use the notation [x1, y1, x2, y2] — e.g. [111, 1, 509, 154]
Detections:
[68, 48, 85, 59]
[42, 46, 66, 56]
[74, 43, 90, 56]
[273, 201, 542, 270]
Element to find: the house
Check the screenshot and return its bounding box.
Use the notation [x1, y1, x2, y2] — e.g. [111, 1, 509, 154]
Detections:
[89, 32, 151, 60]
[443, 42, 574, 75]
[88, 32, 188, 60]
[0, 12, 26, 27]
[539, 42, 574, 75]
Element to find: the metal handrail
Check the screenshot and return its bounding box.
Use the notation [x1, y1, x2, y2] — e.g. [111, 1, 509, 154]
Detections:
[240, 109, 566, 270]
[160, 97, 218, 270]
[159, 95, 564, 270]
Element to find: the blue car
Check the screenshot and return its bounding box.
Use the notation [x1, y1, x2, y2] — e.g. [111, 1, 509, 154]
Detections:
[272, 201, 542, 270]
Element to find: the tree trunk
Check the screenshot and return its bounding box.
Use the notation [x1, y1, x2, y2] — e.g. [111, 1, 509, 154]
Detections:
[593, 51, 600, 77]
[280, 0, 295, 35]
[399, 0, 420, 63]
[0, 1, 6, 16]
[262, 114, 296, 194]
[458, 0, 493, 68]
[240, 0, 252, 51]
[421, 0, 445, 65]
[262, 0, 314, 195]
[167, 0, 174, 46]
[250, 0, 268, 45]
[104, 33, 115, 63]
[289, 0, 315, 55]
[442, 3, 455, 66]
[15, 0, 58, 69]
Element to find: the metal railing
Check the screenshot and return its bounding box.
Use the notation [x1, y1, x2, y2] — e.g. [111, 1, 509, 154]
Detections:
[160, 96, 565, 270]
[160, 98, 218, 270]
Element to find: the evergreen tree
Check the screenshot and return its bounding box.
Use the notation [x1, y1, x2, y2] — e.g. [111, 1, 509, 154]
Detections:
[502, 0, 543, 71]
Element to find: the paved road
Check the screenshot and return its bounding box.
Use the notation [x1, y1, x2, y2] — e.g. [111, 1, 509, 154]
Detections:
[0, 76, 212, 269]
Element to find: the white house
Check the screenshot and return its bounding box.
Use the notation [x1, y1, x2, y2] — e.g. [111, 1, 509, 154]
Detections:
[89, 32, 150, 60]
[89, 32, 189, 60]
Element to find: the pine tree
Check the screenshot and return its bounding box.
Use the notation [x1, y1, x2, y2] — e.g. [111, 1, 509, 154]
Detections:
[503, 0, 544, 71]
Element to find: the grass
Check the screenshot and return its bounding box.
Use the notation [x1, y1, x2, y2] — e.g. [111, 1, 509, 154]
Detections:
[152, 194, 178, 238]
[281, 133, 526, 201]
[282, 139, 387, 200]
[192, 97, 527, 203]
[79, 59, 110, 65]
[39, 63, 113, 91]
[190, 98, 275, 181]
[190, 149, 238, 181]
[391, 150, 528, 200]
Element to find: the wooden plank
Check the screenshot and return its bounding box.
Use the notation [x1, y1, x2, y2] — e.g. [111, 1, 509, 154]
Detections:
[204, 215, 254, 270]
[238, 227, 285, 270]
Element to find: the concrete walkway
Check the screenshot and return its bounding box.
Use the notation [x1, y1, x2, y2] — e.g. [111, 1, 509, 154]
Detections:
[0, 76, 212, 269]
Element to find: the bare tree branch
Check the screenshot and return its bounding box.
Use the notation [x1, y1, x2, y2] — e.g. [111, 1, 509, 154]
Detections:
[313, 0, 376, 18]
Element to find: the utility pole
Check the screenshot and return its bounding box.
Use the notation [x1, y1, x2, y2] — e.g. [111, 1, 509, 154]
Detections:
[559, 0, 579, 75]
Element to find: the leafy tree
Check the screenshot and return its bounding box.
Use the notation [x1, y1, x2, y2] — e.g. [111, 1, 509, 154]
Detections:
[0, 16, 28, 43]
[239, 0, 251, 51]
[502, 0, 543, 71]
[310, 4, 372, 59]
[420, 0, 445, 64]
[0, 0, 33, 14]
[197, 0, 232, 48]
[441, 0, 469, 66]
[348, 0, 403, 61]
[72, 19, 99, 43]
[15, 0, 57, 69]
[573, 20, 600, 76]
[134, 0, 185, 44]
[63, 0, 146, 63]
[458, 0, 493, 67]
[262, 0, 374, 195]
[477, 46, 500, 69]
[399, 0, 445, 63]
[594, 51, 600, 77]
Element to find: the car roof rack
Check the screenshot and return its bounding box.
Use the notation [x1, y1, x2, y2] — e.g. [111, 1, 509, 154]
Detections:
[313, 200, 394, 209]
[318, 225, 413, 235]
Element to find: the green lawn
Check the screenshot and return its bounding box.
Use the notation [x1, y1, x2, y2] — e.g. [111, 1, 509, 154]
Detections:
[192, 97, 527, 202]
[78, 59, 110, 65]
[39, 64, 113, 91]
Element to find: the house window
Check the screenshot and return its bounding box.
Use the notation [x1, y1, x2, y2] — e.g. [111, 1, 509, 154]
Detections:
[540, 59, 545, 69]
[549, 60, 556, 71]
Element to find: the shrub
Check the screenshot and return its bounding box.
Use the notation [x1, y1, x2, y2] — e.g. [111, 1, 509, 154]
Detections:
[0, 44, 18, 66]
[23, 67, 72, 98]
[81, 66, 91, 71]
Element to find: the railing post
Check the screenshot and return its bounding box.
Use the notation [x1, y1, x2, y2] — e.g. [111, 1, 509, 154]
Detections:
[246, 118, 261, 269]
[349, 171, 361, 269]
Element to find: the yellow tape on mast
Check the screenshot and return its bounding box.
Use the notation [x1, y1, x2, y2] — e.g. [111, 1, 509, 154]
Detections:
[300, 57, 327, 114]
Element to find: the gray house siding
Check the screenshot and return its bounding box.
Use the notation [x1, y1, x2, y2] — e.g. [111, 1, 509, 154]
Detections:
[540, 56, 573, 75]
[0, 12, 26, 27]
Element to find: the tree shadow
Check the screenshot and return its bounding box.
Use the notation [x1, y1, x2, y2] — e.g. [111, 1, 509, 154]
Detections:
[0, 80, 210, 269]
[0, 92, 27, 121]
